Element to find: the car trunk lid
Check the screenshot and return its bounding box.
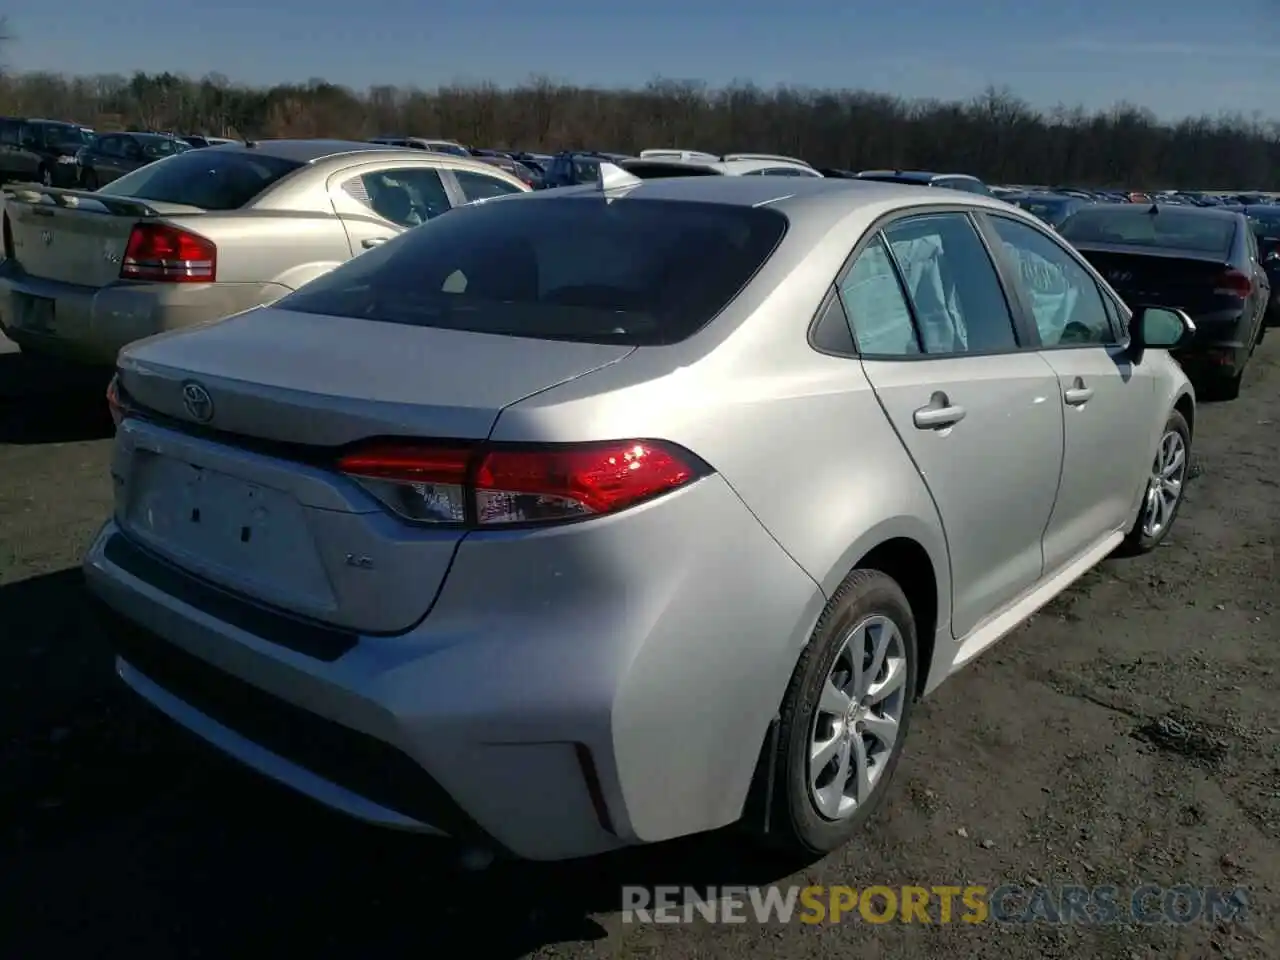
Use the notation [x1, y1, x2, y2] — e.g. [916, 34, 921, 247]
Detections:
[1074, 243, 1240, 314]
[3, 185, 206, 287]
[112, 307, 633, 633]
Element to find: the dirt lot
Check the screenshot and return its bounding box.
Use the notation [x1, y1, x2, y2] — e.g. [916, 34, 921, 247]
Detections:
[1, 336, 1276, 959]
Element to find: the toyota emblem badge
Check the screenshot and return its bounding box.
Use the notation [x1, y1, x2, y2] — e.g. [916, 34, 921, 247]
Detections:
[181, 381, 214, 423]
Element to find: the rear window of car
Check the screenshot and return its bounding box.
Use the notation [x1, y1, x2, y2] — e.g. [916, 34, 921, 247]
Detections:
[427, 142, 470, 157]
[1248, 211, 1280, 238]
[100, 150, 305, 211]
[39, 124, 88, 148]
[135, 135, 191, 160]
[1058, 208, 1236, 255]
[277, 197, 788, 346]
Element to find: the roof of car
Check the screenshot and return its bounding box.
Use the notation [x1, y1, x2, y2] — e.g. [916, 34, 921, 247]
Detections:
[1010, 192, 1083, 202]
[533, 173, 1016, 231]
[214, 139, 416, 162]
[621, 157, 818, 176]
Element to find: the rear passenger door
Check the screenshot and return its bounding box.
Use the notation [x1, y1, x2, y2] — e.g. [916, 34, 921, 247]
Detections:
[0, 119, 20, 179]
[14, 122, 40, 179]
[1243, 228, 1270, 338]
[329, 162, 454, 256]
[92, 136, 129, 183]
[980, 213, 1159, 571]
[839, 210, 1065, 640]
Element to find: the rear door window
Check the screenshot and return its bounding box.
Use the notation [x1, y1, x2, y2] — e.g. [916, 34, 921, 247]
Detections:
[454, 169, 524, 203]
[278, 197, 788, 346]
[99, 149, 305, 209]
[345, 167, 453, 226]
[882, 213, 1019, 354]
[0, 120, 18, 146]
[839, 236, 920, 355]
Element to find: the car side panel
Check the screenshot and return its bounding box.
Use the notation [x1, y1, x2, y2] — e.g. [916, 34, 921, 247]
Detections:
[191, 214, 353, 288]
[491, 343, 954, 835]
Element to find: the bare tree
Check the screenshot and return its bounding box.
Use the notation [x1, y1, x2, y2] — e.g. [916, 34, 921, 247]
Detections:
[0, 62, 1273, 189]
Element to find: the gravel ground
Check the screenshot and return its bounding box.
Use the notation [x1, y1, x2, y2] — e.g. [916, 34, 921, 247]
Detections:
[1, 334, 1276, 959]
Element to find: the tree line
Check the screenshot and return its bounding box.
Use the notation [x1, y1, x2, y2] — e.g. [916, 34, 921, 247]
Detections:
[1, 68, 1277, 190]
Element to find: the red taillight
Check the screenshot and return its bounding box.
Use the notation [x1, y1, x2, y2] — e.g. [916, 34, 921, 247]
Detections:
[106, 374, 124, 427]
[337, 440, 709, 527]
[1214, 269, 1252, 298]
[120, 222, 216, 282]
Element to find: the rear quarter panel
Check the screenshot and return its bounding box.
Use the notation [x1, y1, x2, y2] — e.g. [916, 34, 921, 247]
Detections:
[489, 221, 954, 833]
[194, 212, 352, 290]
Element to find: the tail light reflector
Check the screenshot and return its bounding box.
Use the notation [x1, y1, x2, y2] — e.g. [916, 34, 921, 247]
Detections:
[106, 374, 124, 427]
[337, 440, 710, 527]
[1214, 269, 1252, 298]
[120, 222, 216, 282]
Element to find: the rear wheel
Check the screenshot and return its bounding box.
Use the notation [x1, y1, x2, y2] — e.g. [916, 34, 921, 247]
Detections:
[758, 569, 918, 857]
[1198, 371, 1242, 402]
[1118, 409, 1191, 555]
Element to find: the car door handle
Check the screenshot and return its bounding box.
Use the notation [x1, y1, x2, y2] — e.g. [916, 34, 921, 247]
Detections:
[361, 236, 391, 248]
[913, 400, 967, 429]
[1064, 385, 1094, 406]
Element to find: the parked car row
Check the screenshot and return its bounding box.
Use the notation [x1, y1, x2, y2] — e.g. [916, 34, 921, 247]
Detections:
[1, 134, 1275, 399]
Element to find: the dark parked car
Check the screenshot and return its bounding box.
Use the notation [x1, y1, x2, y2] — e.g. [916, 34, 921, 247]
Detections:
[1003, 192, 1090, 229]
[854, 169, 993, 196]
[1244, 205, 1280, 326]
[183, 135, 241, 149]
[1058, 204, 1271, 400]
[468, 149, 542, 189]
[0, 117, 93, 187]
[542, 151, 633, 188]
[76, 131, 192, 188]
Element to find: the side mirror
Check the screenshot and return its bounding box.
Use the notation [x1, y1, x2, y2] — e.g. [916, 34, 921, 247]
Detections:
[1127, 305, 1195, 365]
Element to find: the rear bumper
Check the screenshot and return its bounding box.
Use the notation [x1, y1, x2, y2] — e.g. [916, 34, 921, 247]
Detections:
[0, 260, 289, 365]
[1172, 310, 1254, 379]
[83, 474, 823, 861]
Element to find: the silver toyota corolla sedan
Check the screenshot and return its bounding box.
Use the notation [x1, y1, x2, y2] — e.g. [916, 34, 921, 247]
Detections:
[84, 169, 1197, 863]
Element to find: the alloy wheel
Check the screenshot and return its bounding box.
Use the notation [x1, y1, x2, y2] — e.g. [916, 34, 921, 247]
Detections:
[1142, 429, 1187, 539]
[808, 615, 908, 821]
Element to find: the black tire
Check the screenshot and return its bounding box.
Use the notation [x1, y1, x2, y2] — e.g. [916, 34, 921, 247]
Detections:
[759, 568, 918, 857]
[81, 169, 98, 190]
[1117, 408, 1191, 556]
[1198, 372, 1241, 402]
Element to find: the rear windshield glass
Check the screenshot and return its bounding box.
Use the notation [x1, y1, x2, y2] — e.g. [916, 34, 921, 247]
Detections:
[134, 135, 190, 160]
[1019, 199, 1073, 222]
[1248, 210, 1280, 238]
[277, 197, 787, 346]
[40, 124, 89, 149]
[623, 161, 721, 180]
[100, 150, 305, 211]
[1058, 208, 1236, 255]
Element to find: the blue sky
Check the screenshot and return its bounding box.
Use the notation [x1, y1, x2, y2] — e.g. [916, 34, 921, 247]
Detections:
[5, 0, 1278, 119]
